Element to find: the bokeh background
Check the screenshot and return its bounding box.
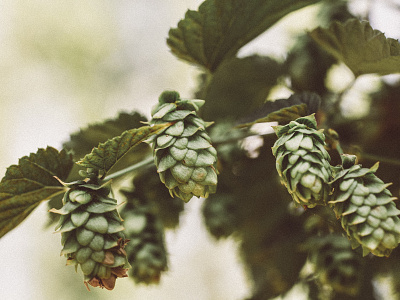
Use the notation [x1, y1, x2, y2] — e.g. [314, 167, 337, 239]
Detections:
[0, 0, 398, 299]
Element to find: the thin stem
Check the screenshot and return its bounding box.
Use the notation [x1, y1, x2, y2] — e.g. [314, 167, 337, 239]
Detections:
[103, 156, 154, 181]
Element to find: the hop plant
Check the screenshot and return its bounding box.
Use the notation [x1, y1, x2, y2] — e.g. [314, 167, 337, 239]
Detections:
[329, 155, 400, 257]
[150, 90, 218, 202]
[120, 198, 168, 284]
[50, 177, 129, 290]
[305, 234, 363, 296]
[272, 114, 332, 208]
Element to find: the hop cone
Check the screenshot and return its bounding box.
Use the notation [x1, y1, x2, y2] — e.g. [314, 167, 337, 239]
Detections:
[202, 193, 238, 239]
[51, 179, 129, 290]
[150, 90, 218, 202]
[120, 197, 168, 284]
[329, 155, 400, 257]
[305, 234, 363, 296]
[272, 114, 332, 207]
[125, 166, 184, 229]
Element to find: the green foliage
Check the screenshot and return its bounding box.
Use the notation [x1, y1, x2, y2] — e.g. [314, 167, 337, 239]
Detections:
[198, 55, 284, 120]
[77, 123, 171, 176]
[167, 0, 322, 71]
[0, 147, 73, 238]
[64, 111, 148, 162]
[309, 18, 400, 76]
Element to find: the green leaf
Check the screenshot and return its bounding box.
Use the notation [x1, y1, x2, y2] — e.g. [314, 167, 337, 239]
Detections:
[0, 147, 73, 238]
[167, 0, 322, 71]
[309, 19, 400, 76]
[64, 111, 148, 161]
[77, 123, 171, 175]
[237, 92, 321, 127]
[199, 55, 284, 120]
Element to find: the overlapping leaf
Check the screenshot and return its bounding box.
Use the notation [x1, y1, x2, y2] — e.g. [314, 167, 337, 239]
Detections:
[64, 111, 148, 161]
[309, 19, 400, 76]
[167, 0, 322, 71]
[77, 123, 171, 175]
[237, 92, 321, 127]
[0, 147, 73, 238]
[199, 55, 284, 120]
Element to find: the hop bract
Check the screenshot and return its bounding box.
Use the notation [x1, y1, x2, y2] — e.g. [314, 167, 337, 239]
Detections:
[51, 179, 130, 290]
[329, 155, 400, 257]
[150, 91, 218, 202]
[272, 114, 332, 207]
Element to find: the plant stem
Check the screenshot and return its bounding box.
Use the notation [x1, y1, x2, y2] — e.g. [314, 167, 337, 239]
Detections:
[104, 156, 154, 181]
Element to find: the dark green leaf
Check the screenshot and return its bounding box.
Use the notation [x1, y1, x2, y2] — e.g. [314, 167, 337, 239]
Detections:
[64, 111, 148, 161]
[309, 19, 400, 76]
[77, 123, 171, 175]
[0, 147, 73, 238]
[237, 92, 321, 127]
[167, 0, 322, 71]
[199, 55, 284, 120]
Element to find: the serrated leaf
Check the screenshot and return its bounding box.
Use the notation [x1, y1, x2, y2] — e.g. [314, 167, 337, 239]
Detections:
[0, 147, 73, 238]
[237, 92, 321, 127]
[309, 19, 400, 76]
[167, 0, 322, 71]
[77, 123, 171, 175]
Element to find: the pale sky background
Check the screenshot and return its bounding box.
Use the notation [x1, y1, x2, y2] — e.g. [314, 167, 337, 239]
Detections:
[0, 1, 399, 299]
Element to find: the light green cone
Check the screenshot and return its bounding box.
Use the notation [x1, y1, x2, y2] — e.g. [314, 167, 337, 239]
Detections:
[329, 155, 400, 257]
[150, 91, 218, 202]
[51, 179, 130, 290]
[272, 114, 332, 207]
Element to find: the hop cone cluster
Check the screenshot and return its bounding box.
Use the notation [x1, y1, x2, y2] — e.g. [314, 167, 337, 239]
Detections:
[150, 90, 218, 202]
[272, 114, 332, 207]
[305, 234, 363, 296]
[51, 179, 129, 290]
[120, 198, 168, 284]
[329, 155, 400, 257]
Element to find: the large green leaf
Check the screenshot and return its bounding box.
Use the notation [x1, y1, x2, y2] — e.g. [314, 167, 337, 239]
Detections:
[167, 0, 322, 71]
[0, 147, 73, 238]
[77, 123, 171, 175]
[309, 19, 400, 76]
[199, 55, 284, 120]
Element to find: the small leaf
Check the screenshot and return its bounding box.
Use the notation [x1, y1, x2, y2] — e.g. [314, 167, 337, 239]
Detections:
[77, 123, 171, 175]
[0, 147, 73, 238]
[309, 19, 400, 76]
[167, 0, 322, 71]
[237, 92, 321, 127]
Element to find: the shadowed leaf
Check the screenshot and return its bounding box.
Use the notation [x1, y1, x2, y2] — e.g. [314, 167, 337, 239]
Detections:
[167, 0, 322, 71]
[77, 123, 172, 175]
[309, 19, 400, 76]
[0, 147, 73, 238]
[237, 92, 321, 127]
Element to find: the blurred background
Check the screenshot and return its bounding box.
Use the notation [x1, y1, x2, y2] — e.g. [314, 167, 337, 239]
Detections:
[0, 0, 399, 299]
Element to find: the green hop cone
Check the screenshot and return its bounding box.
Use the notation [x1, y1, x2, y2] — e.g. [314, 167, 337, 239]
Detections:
[50, 179, 130, 290]
[150, 90, 218, 202]
[121, 200, 168, 284]
[329, 155, 400, 257]
[202, 193, 238, 239]
[272, 114, 332, 208]
[305, 234, 363, 296]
